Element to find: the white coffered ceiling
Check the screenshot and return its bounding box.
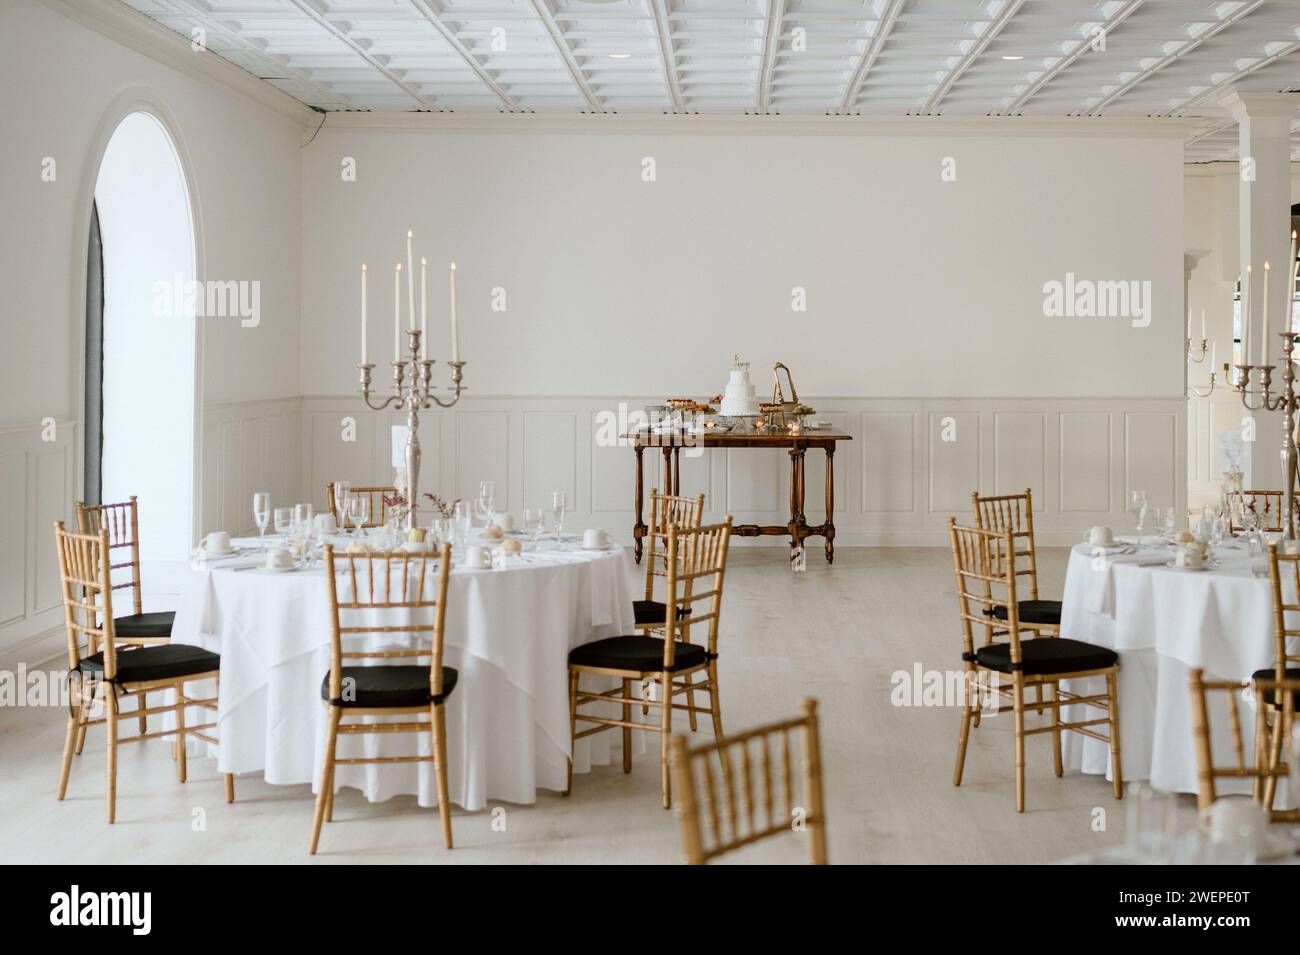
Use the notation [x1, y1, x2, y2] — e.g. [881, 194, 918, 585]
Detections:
[120, 0, 1300, 160]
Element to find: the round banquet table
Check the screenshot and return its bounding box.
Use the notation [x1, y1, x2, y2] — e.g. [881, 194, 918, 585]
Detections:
[1059, 538, 1297, 797]
[169, 534, 639, 811]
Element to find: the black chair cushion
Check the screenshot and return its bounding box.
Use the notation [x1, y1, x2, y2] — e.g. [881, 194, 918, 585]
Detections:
[569, 635, 707, 673]
[320, 665, 459, 708]
[972, 638, 1117, 676]
[113, 611, 175, 640]
[1251, 667, 1300, 706]
[77, 644, 220, 684]
[633, 600, 692, 626]
[985, 600, 1063, 626]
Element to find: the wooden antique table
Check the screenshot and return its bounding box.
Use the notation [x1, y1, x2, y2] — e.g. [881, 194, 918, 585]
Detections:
[625, 428, 853, 564]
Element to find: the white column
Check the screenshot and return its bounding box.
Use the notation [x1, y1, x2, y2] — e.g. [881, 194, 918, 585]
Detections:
[1229, 90, 1300, 490]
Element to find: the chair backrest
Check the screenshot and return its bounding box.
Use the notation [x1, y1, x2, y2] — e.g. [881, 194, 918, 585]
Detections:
[661, 519, 731, 668]
[948, 518, 1022, 666]
[325, 483, 397, 529]
[323, 544, 452, 703]
[644, 489, 705, 601]
[971, 488, 1039, 600]
[1266, 543, 1300, 679]
[1188, 668, 1300, 820]
[668, 698, 827, 864]
[74, 496, 142, 616]
[1226, 490, 1295, 532]
[54, 522, 121, 679]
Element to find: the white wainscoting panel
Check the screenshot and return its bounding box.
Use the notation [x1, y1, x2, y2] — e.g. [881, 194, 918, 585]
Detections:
[302, 395, 1184, 547]
[0, 420, 78, 669]
[202, 398, 302, 537]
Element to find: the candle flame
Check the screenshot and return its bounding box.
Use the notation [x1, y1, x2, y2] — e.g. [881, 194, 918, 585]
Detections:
[1265, 261, 1272, 271]
[361, 263, 367, 272]
[421, 256, 427, 265]
[407, 229, 413, 238]
[396, 262, 402, 271]
[1247, 264, 1253, 272]
[450, 261, 458, 270]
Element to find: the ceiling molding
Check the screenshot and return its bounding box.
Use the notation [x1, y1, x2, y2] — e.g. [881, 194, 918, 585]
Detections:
[522, 0, 602, 112]
[921, 0, 1025, 115]
[406, 0, 521, 111]
[38, 0, 319, 127]
[755, 0, 786, 115]
[314, 111, 1200, 139]
[649, 0, 685, 114]
[838, 0, 906, 114]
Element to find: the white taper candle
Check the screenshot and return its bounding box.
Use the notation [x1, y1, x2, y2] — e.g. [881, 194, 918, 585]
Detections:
[449, 261, 460, 364]
[394, 262, 402, 362]
[1262, 261, 1271, 366]
[361, 264, 368, 365]
[406, 230, 416, 332]
[420, 257, 428, 360]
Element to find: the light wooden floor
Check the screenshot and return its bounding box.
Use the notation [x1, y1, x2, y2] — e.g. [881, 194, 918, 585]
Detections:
[0, 546, 1127, 864]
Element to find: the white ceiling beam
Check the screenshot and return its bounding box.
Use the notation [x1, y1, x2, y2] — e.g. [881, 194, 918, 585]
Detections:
[999, 0, 1144, 115]
[649, 0, 686, 113]
[282, 0, 440, 110]
[520, 0, 603, 112]
[755, 0, 786, 114]
[837, 0, 906, 113]
[1159, 41, 1300, 117]
[1084, 0, 1266, 115]
[405, 0, 522, 111]
[920, 0, 1025, 115]
[157, 0, 353, 110]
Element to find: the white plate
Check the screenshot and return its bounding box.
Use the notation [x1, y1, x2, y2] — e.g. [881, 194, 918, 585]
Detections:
[1083, 543, 1131, 554]
[1163, 561, 1208, 572]
[264, 562, 302, 573]
[579, 545, 615, 552]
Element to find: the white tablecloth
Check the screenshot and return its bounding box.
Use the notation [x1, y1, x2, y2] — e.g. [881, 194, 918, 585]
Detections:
[1060, 540, 1288, 795]
[170, 535, 637, 811]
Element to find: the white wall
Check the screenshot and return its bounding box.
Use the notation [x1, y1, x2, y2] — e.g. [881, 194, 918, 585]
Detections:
[298, 116, 1186, 547]
[0, 0, 308, 666]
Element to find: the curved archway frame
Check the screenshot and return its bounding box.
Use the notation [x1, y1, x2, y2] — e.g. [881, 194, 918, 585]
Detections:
[71, 88, 206, 548]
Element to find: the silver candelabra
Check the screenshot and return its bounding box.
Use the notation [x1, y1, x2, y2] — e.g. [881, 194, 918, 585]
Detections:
[1234, 331, 1298, 540]
[358, 328, 465, 530]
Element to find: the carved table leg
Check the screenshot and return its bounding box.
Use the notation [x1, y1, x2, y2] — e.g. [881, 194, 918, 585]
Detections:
[825, 445, 836, 563]
[672, 446, 682, 496]
[789, 448, 806, 554]
[633, 443, 646, 563]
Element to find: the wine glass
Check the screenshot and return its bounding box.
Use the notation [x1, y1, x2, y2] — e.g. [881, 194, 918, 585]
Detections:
[348, 495, 370, 537]
[452, 501, 471, 549]
[253, 492, 271, 540]
[551, 490, 568, 542]
[294, 502, 313, 537]
[525, 506, 544, 541]
[1127, 489, 1147, 543]
[274, 506, 293, 537]
[334, 481, 352, 535]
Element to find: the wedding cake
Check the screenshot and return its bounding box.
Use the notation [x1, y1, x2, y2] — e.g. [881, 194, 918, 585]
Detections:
[720, 357, 761, 417]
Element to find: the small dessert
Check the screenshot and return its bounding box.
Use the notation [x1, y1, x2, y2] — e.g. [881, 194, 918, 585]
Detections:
[499, 538, 523, 554]
[1173, 531, 1195, 544]
[482, 524, 504, 540]
[406, 527, 425, 544]
[346, 542, 369, 554]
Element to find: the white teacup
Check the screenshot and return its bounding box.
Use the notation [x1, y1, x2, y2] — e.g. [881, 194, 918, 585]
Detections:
[1205, 796, 1268, 851]
[464, 545, 492, 569]
[314, 514, 337, 536]
[1175, 547, 1204, 569]
[583, 528, 611, 549]
[203, 531, 233, 555]
[265, 548, 295, 570]
[494, 512, 516, 532]
[1082, 526, 1115, 547]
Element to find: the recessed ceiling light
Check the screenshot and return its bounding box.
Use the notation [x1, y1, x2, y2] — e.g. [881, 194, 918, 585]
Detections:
[609, 53, 632, 59]
[1001, 55, 1024, 60]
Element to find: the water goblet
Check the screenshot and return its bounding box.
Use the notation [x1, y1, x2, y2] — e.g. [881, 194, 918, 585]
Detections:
[551, 490, 568, 543]
[253, 492, 271, 540]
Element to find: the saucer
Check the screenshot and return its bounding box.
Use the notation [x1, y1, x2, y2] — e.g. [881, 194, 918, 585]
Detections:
[1164, 561, 1208, 572]
[264, 561, 301, 573]
[1083, 543, 1127, 553]
[198, 544, 236, 557]
[580, 544, 615, 552]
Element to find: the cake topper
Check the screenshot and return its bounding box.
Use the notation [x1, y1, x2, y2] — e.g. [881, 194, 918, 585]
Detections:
[733, 353, 750, 372]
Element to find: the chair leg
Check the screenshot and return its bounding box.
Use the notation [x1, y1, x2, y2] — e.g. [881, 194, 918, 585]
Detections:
[324, 756, 337, 822]
[138, 691, 148, 737]
[57, 711, 78, 800]
[684, 669, 699, 733]
[659, 671, 673, 809]
[432, 703, 453, 850]
[1106, 670, 1123, 800]
[622, 679, 633, 774]
[176, 684, 188, 784]
[1012, 675, 1026, 813]
[75, 697, 90, 755]
[309, 707, 341, 855]
[1048, 680, 1063, 778]
[1264, 701, 1285, 809]
[564, 669, 579, 796]
[707, 660, 724, 741]
[954, 670, 975, 787]
[105, 690, 119, 824]
[1034, 682, 1044, 716]
[224, 773, 235, 804]
[1253, 703, 1270, 802]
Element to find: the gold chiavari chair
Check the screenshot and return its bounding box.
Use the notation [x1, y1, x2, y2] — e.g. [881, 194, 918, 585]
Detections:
[1226, 490, 1298, 533]
[566, 519, 732, 809]
[635, 490, 705, 725]
[949, 519, 1123, 812]
[1188, 668, 1300, 822]
[54, 523, 233, 822]
[1252, 543, 1300, 808]
[970, 488, 1060, 633]
[74, 497, 173, 644]
[325, 483, 397, 530]
[669, 698, 827, 865]
[310, 543, 455, 854]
